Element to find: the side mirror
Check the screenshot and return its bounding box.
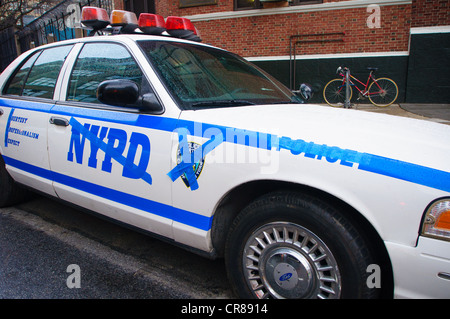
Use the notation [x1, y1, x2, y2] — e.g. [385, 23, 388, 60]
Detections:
[97, 79, 163, 112]
[98, 79, 139, 107]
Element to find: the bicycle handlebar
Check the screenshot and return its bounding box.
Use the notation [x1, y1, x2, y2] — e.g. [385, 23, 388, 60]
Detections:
[336, 66, 349, 76]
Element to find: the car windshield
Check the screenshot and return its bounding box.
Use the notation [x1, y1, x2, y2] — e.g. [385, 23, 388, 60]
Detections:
[138, 40, 301, 110]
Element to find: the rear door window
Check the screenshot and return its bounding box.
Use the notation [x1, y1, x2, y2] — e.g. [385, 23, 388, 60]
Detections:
[4, 45, 73, 99]
[4, 51, 40, 96]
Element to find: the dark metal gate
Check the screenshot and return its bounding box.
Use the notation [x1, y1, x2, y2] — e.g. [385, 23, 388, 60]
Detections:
[0, 0, 114, 73]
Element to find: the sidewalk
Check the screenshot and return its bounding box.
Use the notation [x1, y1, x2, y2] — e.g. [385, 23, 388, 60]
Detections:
[400, 104, 450, 123]
[344, 103, 450, 125]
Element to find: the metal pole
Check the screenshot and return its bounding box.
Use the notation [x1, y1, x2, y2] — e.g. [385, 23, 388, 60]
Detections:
[344, 68, 351, 108]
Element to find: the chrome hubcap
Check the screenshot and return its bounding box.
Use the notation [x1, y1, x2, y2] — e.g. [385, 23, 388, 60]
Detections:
[243, 222, 341, 299]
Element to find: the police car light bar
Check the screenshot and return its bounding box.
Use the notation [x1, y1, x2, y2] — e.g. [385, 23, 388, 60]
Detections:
[138, 13, 166, 35]
[80, 6, 201, 41]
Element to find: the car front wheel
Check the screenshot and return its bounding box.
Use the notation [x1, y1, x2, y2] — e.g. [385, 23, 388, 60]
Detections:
[225, 191, 379, 299]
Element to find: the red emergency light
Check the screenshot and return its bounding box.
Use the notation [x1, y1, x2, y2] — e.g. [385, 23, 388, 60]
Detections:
[166, 16, 201, 42]
[166, 16, 196, 33]
[81, 7, 109, 31]
[138, 13, 166, 35]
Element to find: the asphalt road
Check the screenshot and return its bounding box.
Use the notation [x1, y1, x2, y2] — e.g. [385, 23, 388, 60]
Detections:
[0, 195, 234, 299]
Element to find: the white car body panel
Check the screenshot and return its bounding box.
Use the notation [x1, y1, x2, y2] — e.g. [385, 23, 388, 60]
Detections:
[386, 238, 450, 298]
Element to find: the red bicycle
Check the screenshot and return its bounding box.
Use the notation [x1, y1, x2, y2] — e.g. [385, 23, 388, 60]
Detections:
[323, 66, 398, 107]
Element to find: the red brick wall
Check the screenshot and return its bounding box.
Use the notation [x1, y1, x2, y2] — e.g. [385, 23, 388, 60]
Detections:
[182, 4, 411, 57]
[113, 0, 124, 10]
[155, 0, 351, 15]
[411, 0, 450, 27]
[156, 0, 233, 17]
[151, 1, 450, 57]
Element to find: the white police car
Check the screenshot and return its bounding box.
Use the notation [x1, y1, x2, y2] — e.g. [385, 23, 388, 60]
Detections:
[0, 7, 449, 299]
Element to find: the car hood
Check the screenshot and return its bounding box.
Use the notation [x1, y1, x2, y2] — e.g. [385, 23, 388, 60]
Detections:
[179, 103, 450, 173]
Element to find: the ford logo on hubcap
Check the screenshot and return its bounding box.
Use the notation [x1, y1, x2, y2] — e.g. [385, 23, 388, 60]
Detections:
[279, 273, 293, 281]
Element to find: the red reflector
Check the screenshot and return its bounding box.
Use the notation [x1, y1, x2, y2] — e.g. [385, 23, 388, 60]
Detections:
[166, 16, 196, 33]
[81, 6, 109, 31]
[138, 13, 166, 35]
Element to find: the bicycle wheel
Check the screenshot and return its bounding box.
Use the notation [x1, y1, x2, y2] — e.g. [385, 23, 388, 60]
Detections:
[323, 79, 352, 107]
[368, 78, 398, 107]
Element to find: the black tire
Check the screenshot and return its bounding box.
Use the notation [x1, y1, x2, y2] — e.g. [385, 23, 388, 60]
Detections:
[0, 156, 29, 207]
[225, 191, 379, 299]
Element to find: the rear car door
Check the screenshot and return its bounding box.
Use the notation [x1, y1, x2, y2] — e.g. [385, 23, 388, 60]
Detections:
[47, 40, 176, 238]
[0, 45, 73, 196]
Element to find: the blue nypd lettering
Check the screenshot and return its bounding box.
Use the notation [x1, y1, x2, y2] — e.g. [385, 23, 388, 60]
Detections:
[274, 136, 364, 168]
[67, 117, 152, 185]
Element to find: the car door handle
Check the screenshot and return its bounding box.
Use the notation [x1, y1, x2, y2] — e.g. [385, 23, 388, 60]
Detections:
[49, 116, 69, 127]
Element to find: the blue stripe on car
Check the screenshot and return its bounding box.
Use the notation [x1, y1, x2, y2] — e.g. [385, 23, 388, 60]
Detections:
[1, 98, 450, 232]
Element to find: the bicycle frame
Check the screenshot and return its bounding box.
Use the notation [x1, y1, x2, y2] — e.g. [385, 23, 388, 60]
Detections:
[324, 66, 398, 107]
[339, 71, 383, 97]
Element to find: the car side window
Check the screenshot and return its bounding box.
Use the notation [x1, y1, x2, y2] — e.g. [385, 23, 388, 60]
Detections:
[4, 51, 41, 96]
[67, 42, 146, 105]
[5, 46, 73, 99]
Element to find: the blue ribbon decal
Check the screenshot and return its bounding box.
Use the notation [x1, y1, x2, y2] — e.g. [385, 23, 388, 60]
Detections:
[167, 128, 224, 191]
[69, 117, 153, 185]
